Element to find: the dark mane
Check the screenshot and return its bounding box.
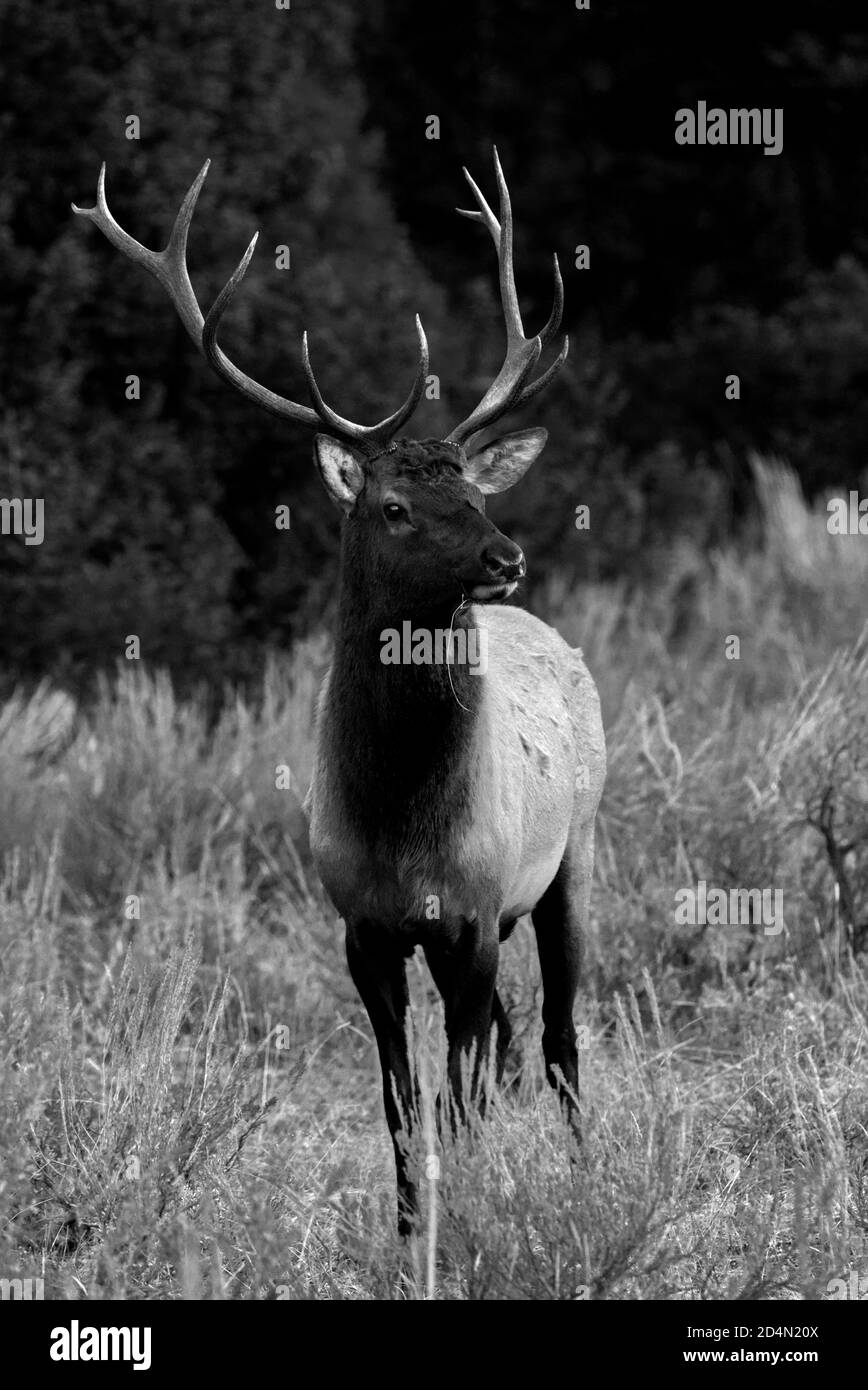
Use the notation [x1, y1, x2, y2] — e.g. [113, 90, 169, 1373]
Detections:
[369, 437, 466, 483]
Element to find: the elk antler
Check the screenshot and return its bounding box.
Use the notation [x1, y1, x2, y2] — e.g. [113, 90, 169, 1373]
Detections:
[72, 161, 429, 449]
[447, 148, 568, 448]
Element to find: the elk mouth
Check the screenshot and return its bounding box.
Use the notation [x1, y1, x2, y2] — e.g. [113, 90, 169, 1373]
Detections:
[466, 580, 517, 602]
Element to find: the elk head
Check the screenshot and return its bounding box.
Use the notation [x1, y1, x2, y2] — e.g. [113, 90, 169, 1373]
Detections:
[72, 148, 569, 616]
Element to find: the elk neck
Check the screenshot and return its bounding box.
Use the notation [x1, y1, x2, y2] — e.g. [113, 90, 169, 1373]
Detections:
[325, 534, 484, 850]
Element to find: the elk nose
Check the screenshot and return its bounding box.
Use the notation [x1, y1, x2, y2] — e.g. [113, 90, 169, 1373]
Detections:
[481, 539, 525, 581]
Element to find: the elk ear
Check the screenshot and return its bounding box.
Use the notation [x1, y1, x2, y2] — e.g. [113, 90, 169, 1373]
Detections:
[314, 434, 366, 514]
[462, 427, 547, 495]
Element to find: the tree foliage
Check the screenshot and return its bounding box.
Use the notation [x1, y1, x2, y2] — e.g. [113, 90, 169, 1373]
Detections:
[0, 0, 455, 688]
[1, 1, 867, 686]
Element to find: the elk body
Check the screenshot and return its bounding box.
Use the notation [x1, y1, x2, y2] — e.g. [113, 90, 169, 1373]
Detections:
[74, 151, 607, 1234]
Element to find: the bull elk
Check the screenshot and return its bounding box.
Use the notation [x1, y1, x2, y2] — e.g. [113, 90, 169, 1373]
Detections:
[73, 150, 607, 1234]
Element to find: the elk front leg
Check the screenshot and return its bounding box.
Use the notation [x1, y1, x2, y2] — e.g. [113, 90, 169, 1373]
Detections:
[424, 919, 499, 1124]
[346, 922, 419, 1236]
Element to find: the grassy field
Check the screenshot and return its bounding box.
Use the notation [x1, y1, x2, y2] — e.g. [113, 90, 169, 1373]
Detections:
[1, 458, 867, 1300]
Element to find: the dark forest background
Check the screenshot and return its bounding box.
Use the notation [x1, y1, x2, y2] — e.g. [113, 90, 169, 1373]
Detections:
[1, 0, 867, 692]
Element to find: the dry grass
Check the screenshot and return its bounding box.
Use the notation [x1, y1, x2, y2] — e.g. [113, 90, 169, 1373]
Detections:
[0, 458, 866, 1299]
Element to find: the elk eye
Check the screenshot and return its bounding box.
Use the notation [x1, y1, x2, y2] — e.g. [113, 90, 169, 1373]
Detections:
[383, 503, 408, 522]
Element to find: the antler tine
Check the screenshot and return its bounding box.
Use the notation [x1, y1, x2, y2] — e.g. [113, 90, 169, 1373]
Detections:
[537, 252, 564, 349]
[447, 149, 569, 446]
[457, 155, 525, 342]
[72, 161, 208, 348]
[513, 334, 570, 409]
[72, 162, 321, 427]
[198, 232, 330, 425]
[491, 147, 526, 343]
[73, 163, 429, 444]
[302, 315, 430, 448]
[509, 254, 568, 412]
[500, 254, 568, 419]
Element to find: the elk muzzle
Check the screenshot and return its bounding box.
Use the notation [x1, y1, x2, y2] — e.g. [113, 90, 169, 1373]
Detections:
[466, 535, 526, 601]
